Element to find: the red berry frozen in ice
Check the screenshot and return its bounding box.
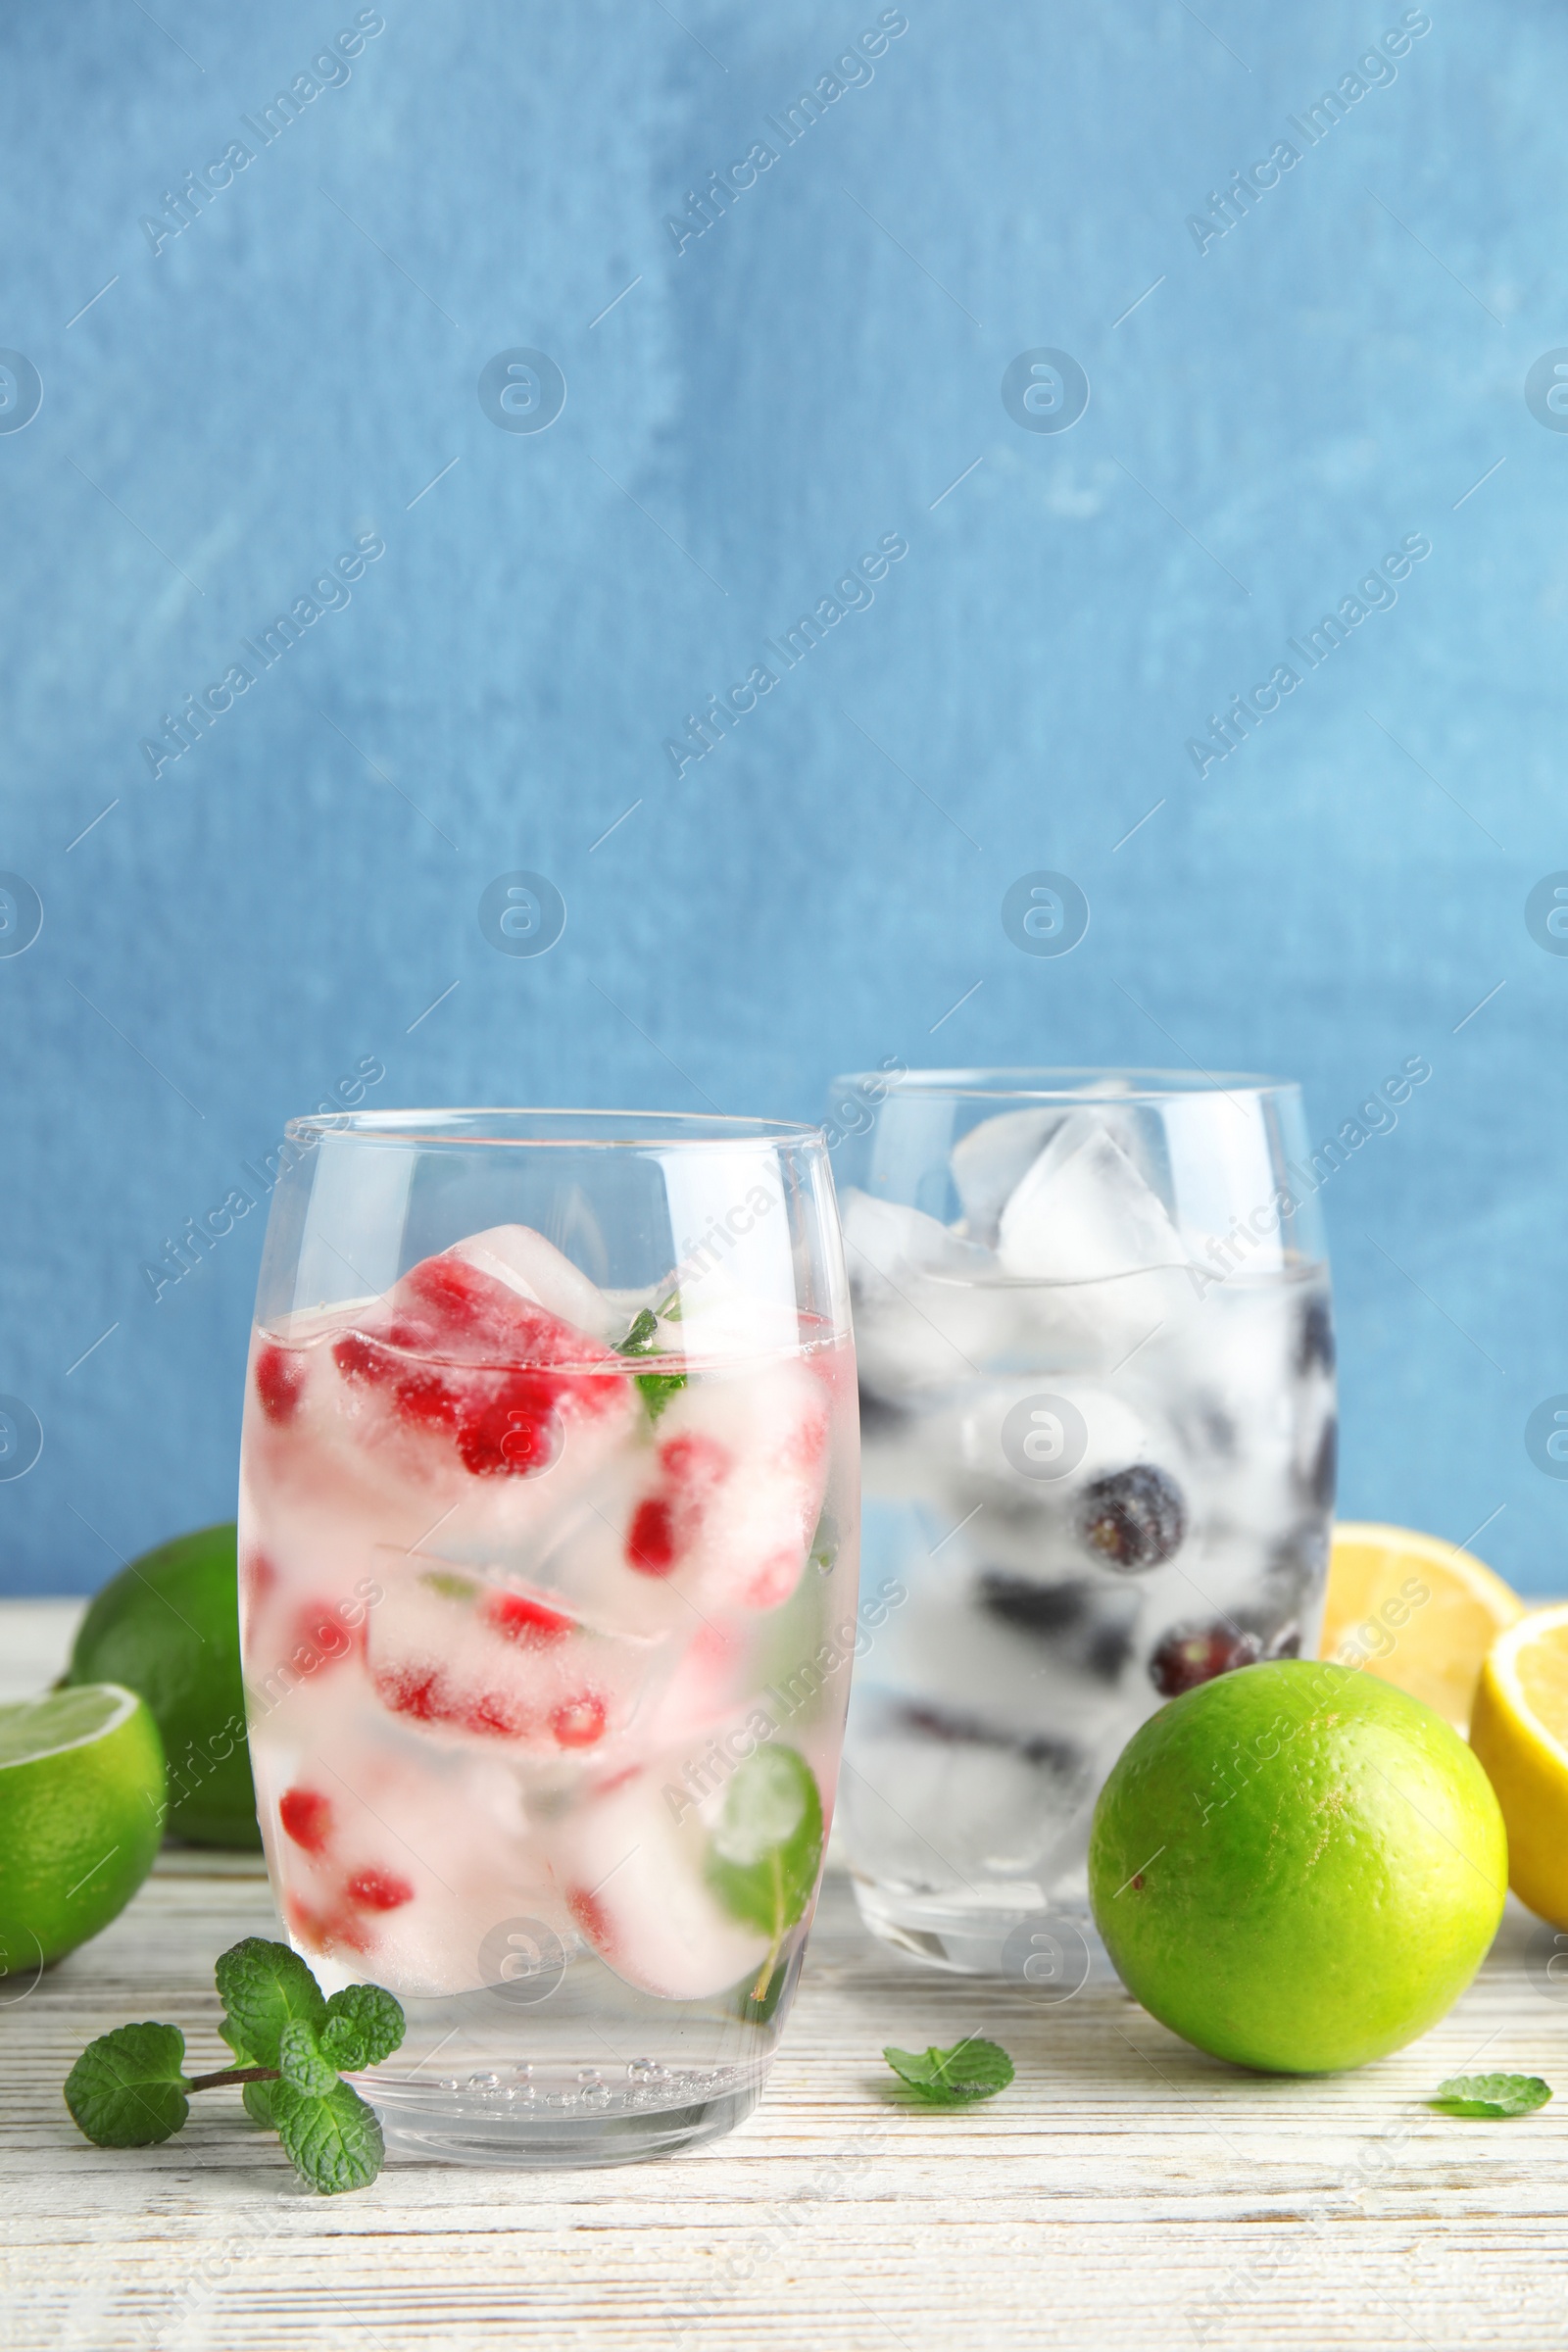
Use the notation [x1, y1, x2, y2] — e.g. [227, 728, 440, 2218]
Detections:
[630, 1433, 732, 1579]
[618, 1370, 829, 1610]
[291, 1598, 363, 1671]
[243, 1549, 278, 1605]
[565, 1886, 612, 1949]
[280, 1786, 333, 1854]
[453, 1375, 564, 1479]
[483, 1590, 574, 1644]
[625, 1495, 677, 1577]
[367, 1570, 658, 1755]
[551, 1693, 608, 1748]
[1149, 1622, 1261, 1697]
[255, 1343, 307, 1426]
[329, 1248, 631, 1485]
[285, 1894, 373, 1959]
[345, 1868, 415, 1912]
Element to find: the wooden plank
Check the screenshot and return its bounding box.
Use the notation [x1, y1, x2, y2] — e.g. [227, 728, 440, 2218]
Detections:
[5, 1602, 1566, 2350]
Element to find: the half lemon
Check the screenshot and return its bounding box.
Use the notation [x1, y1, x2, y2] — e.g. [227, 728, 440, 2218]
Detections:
[1322, 1521, 1523, 1733]
[1470, 1606, 1568, 1929]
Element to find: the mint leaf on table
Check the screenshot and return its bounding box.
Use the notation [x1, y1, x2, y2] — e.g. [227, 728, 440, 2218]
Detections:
[241, 2076, 276, 2130]
[215, 1936, 326, 2069]
[215, 2023, 277, 2128]
[277, 2019, 339, 2097]
[64, 1938, 405, 2192]
[1431, 2073, 1552, 2118]
[64, 2023, 190, 2146]
[320, 1983, 406, 2073]
[271, 2078, 385, 2195]
[883, 2036, 1015, 2106]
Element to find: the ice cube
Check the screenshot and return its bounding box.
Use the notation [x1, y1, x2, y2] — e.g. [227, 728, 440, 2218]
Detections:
[622, 1359, 831, 1611]
[842, 1190, 1014, 1403]
[951, 1107, 1068, 1244]
[869, 1571, 1140, 1741]
[330, 1248, 631, 1469]
[272, 1249, 640, 1550]
[255, 1729, 570, 1996]
[667, 1260, 803, 1362]
[450, 1224, 623, 1347]
[930, 1378, 1193, 1575]
[508, 1355, 834, 1638]
[364, 1558, 670, 1755]
[974, 1572, 1140, 1684]
[843, 1698, 1092, 1880]
[239, 1463, 410, 1701]
[997, 1114, 1188, 1282]
[539, 1752, 772, 2000]
[945, 1377, 1150, 1508]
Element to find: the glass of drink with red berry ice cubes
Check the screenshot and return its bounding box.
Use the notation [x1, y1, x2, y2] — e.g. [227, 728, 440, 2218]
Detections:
[238, 1109, 858, 2165]
[828, 1068, 1334, 1979]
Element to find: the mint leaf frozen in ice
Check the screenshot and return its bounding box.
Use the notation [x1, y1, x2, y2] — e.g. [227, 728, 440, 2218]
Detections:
[706, 1745, 824, 1948]
[617, 1303, 687, 1419]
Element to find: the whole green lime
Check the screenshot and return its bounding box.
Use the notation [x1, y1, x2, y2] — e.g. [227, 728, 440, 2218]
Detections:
[67, 1523, 260, 1849]
[1088, 1660, 1507, 2074]
[0, 1685, 165, 1972]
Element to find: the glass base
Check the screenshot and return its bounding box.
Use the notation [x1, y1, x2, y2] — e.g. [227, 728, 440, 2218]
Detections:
[851, 1874, 1117, 1991]
[368, 2056, 771, 2169]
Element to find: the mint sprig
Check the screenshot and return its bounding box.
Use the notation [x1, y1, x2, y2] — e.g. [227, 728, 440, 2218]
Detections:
[64, 1937, 404, 2193]
[617, 1299, 687, 1419]
[1431, 2072, 1552, 2118]
[883, 2036, 1014, 2105]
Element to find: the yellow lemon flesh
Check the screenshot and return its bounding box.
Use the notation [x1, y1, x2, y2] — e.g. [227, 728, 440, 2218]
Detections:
[1323, 1521, 1522, 1733]
[1470, 1606, 1568, 1930]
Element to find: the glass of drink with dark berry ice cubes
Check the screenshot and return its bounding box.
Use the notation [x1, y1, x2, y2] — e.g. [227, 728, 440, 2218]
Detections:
[828, 1068, 1335, 1976]
[238, 1109, 858, 2164]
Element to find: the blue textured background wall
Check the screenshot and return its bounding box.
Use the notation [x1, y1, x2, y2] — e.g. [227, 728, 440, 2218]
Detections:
[2, 0, 1564, 1595]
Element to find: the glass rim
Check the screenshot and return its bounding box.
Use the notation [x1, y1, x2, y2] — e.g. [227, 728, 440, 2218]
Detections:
[282, 1105, 827, 1150]
[831, 1064, 1301, 1104]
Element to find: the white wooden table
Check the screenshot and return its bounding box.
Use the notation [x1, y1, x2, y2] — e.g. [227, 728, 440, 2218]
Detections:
[5, 1599, 1568, 2350]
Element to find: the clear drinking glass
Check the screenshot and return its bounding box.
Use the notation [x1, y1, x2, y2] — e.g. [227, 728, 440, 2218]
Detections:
[237, 1109, 858, 2166]
[829, 1068, 1335, 1977]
